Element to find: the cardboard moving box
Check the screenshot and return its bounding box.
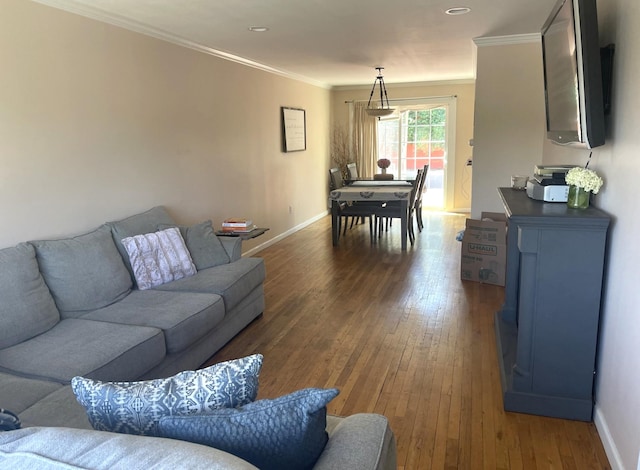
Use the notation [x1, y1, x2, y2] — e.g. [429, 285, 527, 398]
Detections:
[460, 212, 507, 286]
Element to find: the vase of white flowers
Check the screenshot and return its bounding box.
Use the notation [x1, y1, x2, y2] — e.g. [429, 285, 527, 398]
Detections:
[565, 167, 603, 209]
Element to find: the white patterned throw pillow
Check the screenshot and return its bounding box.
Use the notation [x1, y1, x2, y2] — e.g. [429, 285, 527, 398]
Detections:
[121, 227, 196, 290]
[71, 354, 263, 436]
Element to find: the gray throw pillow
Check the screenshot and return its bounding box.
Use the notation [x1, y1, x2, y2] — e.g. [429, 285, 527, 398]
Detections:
[71, 354, 263, 436]
[0, 243, 60, 349]
[158, 220, 230, 270]
[30, 225, 132, 314]
[157, 388, 339, 470]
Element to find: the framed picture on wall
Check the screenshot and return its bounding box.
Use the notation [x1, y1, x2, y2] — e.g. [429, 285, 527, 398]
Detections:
[281, 107, 306, 152]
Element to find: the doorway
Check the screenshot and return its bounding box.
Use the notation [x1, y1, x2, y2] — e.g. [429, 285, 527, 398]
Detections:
[377, 97, 456, 211]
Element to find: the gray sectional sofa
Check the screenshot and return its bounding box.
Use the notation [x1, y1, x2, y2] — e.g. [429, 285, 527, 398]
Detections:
[0, 206, 396, 469]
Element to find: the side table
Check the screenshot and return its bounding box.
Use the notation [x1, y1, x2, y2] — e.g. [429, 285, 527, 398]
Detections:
[215, 227, 269, 240]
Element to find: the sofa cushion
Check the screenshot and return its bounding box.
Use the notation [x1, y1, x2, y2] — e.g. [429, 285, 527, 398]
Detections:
[159, 220, 231, 269]
[80, 290, 225, 354]
[121, 228, 196, 290]
[154, 257, 265, 312]
[158, 387, 339, 470]
[107, 206, 175, 278]
[0, 372, 62, 415]
[71, 354, 263, 436]
[30, 225, 132, 315]
[0, 243, 60, 349]
[0, 319, 165, 383]
[18, 386, 92, 430]
[0, 427, 259, 470]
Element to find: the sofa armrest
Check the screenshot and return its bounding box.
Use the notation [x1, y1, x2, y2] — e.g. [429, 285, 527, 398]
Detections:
[0, 427, 258, 469]
[314, 414, 397, 470]
[218, 237, 242, 262]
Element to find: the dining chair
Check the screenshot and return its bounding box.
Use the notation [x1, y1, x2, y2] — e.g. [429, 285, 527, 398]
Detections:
[373, 168, 423, 245]
[346, 162, 358, 180]
[329, 166, 345, 191]
[414, 165, 429, 232]
[329, 168, 375, 241]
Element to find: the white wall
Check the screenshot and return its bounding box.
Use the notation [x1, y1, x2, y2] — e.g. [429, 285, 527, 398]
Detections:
[472, 1, 640, 468]
[0, 0, 331, 252]
[542, 1, 640, 468]
[470, 36, 546, 218]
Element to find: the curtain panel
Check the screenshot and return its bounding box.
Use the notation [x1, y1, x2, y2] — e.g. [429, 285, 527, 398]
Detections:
[351, 102, 378, 178]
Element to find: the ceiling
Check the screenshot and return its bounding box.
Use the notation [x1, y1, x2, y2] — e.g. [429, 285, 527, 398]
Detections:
[35, 0, 559, 88]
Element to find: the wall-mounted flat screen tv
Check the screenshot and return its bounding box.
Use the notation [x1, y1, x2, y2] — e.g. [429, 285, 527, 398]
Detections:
[541, 0, 605, 148]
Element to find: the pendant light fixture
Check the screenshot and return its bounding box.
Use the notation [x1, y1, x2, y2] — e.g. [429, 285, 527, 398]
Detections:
[365, 67, 395, 117]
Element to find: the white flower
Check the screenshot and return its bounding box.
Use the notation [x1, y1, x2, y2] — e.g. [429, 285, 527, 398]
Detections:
[565, 167, 604, 194]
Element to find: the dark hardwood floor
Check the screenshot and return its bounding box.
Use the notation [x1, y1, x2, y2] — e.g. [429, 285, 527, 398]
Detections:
[205, 213, 610, 469]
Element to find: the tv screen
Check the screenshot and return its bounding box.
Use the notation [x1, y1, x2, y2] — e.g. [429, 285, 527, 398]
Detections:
[541, 0, 605, 148]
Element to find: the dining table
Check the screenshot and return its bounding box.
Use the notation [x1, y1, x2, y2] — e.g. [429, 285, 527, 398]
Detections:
[346, 178, 415, 185]
[329, 180, 413, 250]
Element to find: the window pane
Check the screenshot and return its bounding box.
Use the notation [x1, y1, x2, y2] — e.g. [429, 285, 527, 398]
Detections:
[416, 111, 431, 125]
[378, 119, 400, 170]
[406, 126, 415, 141]
[416, 127, 430, 141]
[382, 142, 395, 158]
[386, 123, 399, 142]
[405, 143, 416, 158]
[431, 143, 445, 161]
[416, 142, 429, 157]
[431, 125, 446, 141]
[431, 108, 446, 124]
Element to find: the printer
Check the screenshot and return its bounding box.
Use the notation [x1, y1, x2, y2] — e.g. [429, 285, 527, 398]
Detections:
[525, 165, 576, 202]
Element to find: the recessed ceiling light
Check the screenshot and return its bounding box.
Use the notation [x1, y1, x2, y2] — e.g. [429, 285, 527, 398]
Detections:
[248, 26, 269, 32]
[445, 7, 471, 15]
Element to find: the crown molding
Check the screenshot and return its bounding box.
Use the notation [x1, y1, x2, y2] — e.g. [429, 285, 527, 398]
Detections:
[31, 0, 331, 89]
[333, 78, 475, 92]
[473, 33, 541, 47]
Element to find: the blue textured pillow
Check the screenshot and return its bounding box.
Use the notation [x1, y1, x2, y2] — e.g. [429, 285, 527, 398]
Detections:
[71, 354, 263, 436]
[157, 387, 339, 470]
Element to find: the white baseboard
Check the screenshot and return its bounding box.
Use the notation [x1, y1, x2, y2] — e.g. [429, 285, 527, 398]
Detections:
[242, 211, 329, 257]
[594, 404, 625, 470]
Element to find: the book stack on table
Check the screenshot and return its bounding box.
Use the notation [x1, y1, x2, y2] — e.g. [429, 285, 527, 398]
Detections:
[220, 218, 256, 234]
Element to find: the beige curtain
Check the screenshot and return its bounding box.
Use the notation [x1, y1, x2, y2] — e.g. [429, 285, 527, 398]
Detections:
[351, 102, 378, 178]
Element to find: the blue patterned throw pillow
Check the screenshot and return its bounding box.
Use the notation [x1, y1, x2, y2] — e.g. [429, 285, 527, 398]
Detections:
[157, 387, 339, 470]
[71, 354, 262, 436]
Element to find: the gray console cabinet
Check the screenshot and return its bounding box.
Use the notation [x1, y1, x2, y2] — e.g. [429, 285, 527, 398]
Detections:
[495, 188, 610, 421]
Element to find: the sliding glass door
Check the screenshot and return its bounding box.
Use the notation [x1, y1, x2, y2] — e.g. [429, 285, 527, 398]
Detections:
[377, 97, 456, 210]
